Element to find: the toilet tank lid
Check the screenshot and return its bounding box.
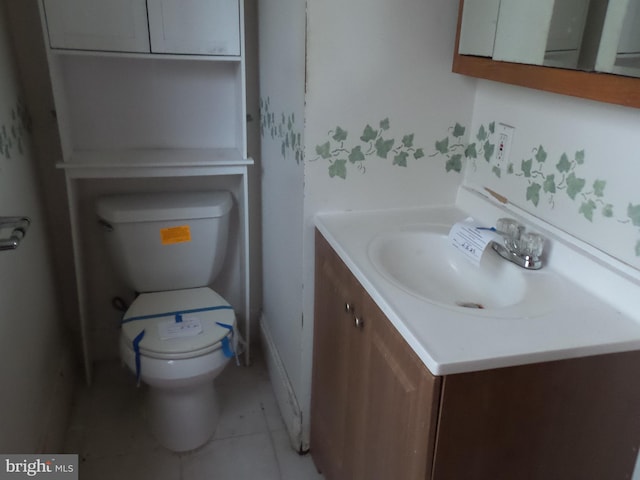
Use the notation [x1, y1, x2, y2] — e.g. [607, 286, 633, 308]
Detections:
[96, 191, 232, 223]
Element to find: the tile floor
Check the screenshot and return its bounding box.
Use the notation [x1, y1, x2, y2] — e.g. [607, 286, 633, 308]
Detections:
[63, 348, 324, 480]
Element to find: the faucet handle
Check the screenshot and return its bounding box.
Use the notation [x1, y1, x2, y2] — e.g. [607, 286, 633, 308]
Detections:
[496, 218, 524, 247]
[519, 232, 545, 258]
[491, 218, 545, 269]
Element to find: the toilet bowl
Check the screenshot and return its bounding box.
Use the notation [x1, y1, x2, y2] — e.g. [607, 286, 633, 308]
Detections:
[96, 191, 237, 452]
[120, 287, 237, 452]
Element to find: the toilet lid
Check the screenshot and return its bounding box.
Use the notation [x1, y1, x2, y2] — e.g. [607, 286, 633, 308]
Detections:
[121, 287, 236, 359]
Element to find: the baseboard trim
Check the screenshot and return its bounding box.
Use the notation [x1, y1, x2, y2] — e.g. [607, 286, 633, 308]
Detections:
[259, 315, 308, 452]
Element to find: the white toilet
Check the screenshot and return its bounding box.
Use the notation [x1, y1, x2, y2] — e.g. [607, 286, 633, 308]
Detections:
[96, 190, 237, 452]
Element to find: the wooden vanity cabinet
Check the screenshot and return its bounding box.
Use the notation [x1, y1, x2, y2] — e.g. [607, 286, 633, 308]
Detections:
[433, 353, 640, 479]
[358, 293, 441, 480]
[311, 230, 441, 480]
[312, 229, 640, 480]
[311, 230, 366, 480]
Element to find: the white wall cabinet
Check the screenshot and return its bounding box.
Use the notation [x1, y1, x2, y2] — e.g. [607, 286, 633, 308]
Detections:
[42, 0, 150, 53]
[38, 0, 251, 381]
[42, 0, 240, 56]
[40, 0, 247, 163]
[147, 0, 240, 55]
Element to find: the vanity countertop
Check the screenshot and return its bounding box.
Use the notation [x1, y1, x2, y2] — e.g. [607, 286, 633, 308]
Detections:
[315, 194, 640, 375]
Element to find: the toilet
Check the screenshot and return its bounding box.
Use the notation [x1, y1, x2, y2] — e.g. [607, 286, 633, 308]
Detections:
[96, 190, 237, 452]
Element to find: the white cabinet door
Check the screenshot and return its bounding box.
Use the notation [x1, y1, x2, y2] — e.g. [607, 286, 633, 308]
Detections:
[43, 0, 150, 53]
[546, 0, 590, 53]
[493, 0, 556, 65]
[147, 0, 241, 56]
[458, 0, 501, 57]
[618, 0, 640, 54]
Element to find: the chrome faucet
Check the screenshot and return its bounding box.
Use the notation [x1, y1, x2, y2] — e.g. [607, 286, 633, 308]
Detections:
[491, 218, 545, 270]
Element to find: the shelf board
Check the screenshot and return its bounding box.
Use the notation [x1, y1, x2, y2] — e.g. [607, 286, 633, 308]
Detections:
[61, 147, 250, 167]
[57, 148, 252, 178]
[50, 48, 242, 62]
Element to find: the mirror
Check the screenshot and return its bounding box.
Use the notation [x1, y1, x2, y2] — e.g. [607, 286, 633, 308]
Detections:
[459, 0, 594, 69]
[459, 0, 640, 77]
[453, 0, 640, 108]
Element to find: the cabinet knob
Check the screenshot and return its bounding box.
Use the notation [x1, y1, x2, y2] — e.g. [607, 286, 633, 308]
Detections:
[345, 303, 355, 314]
[354, 316, 364, 329]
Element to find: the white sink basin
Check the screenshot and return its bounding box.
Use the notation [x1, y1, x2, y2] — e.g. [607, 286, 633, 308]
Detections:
[317, 201, 640, 374]
[368, 224, 560, 317]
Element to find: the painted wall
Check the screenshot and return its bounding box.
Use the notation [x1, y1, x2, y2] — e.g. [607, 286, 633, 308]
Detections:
[301, 0, 476, 444]
[258, 0, 307, 445]
[4, 0, 81, 353]
[463, 80, 640, 272]
[260, 0, 477, 448]
[304, 0, 476, 209]
[0, 2, 73, 452]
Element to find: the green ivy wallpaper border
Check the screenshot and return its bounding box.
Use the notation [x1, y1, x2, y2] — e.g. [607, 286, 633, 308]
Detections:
[0, 99, 30, 163]
[468, 121, 640, 258]
[259, 96, 303, 164]
[262, 101, 639, 257]
[312, 118, 467, 179]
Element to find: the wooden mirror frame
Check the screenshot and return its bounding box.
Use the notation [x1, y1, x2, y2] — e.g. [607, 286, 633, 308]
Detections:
[452, 0, 640, 109]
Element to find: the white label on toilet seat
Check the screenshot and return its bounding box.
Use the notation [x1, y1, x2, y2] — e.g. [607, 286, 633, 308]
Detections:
[158, 316, 203, 340]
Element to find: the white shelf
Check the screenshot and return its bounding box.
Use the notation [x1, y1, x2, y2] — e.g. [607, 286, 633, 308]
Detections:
[50, 48, 243, 63]
[57, 149, 252, 178]
[63, 147, 249, 166]
[39, 0, 252, 379]
[54, 55, 245, 156]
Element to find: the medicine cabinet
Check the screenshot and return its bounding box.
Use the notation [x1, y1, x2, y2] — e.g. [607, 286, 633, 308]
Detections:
[453, 0, 640, 108]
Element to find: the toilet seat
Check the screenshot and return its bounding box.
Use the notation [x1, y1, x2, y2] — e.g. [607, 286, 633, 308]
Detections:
[121, 287, 236, 360]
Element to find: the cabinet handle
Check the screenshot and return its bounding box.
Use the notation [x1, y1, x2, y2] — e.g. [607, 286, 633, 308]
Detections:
[345, 303, 355, 314]
[354, 316, 364, 329]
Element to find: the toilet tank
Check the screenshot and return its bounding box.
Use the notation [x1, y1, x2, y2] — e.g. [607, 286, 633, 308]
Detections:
[96, 191, 233, 292]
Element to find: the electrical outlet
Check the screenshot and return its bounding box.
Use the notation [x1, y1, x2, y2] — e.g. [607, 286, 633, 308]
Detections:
[495, 123, 514, 163]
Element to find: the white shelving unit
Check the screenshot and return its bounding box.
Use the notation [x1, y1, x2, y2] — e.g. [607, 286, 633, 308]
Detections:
[38, 0, 252, 382]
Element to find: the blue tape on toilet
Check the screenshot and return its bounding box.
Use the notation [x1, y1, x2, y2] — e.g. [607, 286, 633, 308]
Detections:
[132, 329, 146, 385]
[122, 305, 233, 324]
[221, 338, 233, 358]
[123, 307, 236, 376]
[216, 322, 235, 358]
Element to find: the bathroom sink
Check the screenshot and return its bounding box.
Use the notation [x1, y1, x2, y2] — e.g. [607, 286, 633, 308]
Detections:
[367, 225, 559, 316]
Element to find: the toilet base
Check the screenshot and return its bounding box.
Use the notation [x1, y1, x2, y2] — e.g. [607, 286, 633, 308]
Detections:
[148, 381, 220, 452]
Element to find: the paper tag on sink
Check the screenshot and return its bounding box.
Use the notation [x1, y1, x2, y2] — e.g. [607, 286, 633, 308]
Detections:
[448, 218, 501, 266]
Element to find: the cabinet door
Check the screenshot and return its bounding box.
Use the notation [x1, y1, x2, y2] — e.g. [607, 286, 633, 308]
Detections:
[358, 294, 441, 480]
[147, 0, 241, 55]
[312, 231, 441, 480]
[432, 351, 640, 479]
[311, 231, 366, 480]
[42, 0, 150, 53]
[458, 0, 501, 57]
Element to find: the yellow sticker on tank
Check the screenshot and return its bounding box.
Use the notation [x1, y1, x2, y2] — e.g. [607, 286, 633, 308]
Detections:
[160, 225, 192, 245]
